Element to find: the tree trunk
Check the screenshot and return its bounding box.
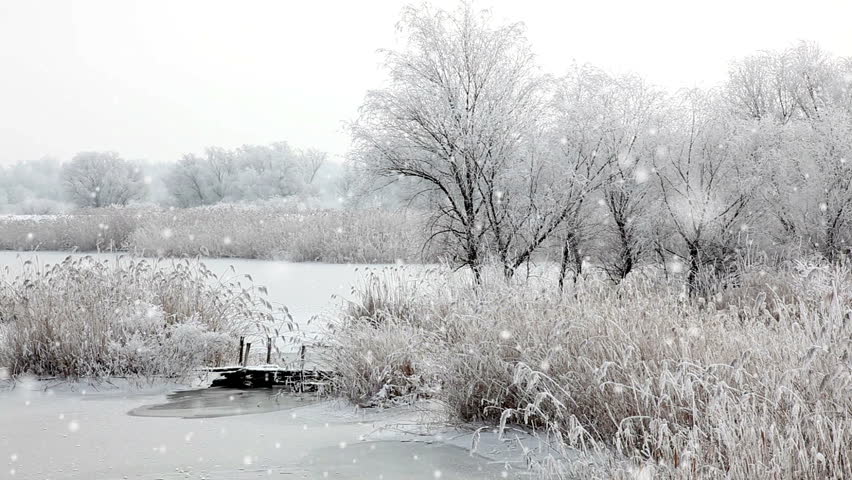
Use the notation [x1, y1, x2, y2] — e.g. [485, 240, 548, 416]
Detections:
[686, 243, 700, 297]
[558, 232, 583, 292]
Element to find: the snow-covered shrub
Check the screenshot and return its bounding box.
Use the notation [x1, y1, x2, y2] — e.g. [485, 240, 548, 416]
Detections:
[327, 320, 437, 406]
[326, 266, 461, 404]
[0, 255, 287, 379]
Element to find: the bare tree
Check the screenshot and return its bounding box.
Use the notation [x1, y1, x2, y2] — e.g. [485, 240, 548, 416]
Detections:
[297, 148, 327, 185]
[726, 50, 797, 124]
[204, 147, 235, 203]
[558, 70, 667, 284]
[545, 66, 629, 288]
[351, 3, 546, 282]
[726, 43, 852, 261]
[757, 106, 852, 260]
[164, 153, 210, 207]
[165, 142, 324, 206]
[234, 142, 300, 200]
[61, 151, 147, 208]
[654, 91, 756, 294]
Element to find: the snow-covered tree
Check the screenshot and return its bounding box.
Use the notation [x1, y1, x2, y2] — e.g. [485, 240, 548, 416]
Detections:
[164, 142, 328, 206]
[726, 43, 852, 261]
[0, 157, 69, 213]
[233, 142, 301, 201]
[589, 72, 667, 283]
[351, 3, 547, 281]
[654, 91, 758, 293]
[61, 151, 147, 208]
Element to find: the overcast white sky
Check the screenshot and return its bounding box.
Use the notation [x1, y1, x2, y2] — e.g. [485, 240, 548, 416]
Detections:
[1, 0, 850, 165]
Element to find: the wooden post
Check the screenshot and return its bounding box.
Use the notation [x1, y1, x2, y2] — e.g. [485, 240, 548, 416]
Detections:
[238, 336, 245, 365]
[299, 345, 306, 371]
[243, 342, 252, 367]
[266, 337, 272, 364]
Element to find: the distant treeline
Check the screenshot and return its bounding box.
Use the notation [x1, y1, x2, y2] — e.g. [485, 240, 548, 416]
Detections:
[0, 142, 407, 214]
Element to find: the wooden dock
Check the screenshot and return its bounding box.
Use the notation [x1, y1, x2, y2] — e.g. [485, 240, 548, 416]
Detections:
[205, 365, 333, 391]
[203, 337, 333, 391]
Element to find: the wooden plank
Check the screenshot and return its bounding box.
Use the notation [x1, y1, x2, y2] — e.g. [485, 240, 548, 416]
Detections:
[266, 337, 272, 364]
[208, 367, 333, 390]
[243, 342, 252, 367]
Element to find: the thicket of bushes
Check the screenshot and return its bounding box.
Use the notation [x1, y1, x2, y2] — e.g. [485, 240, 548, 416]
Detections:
[0, 255, 286, 379]
[327, 263, 852, 479]
[0, 204, 438, 263]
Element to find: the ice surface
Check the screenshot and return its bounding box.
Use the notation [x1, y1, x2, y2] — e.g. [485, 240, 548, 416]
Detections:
[0, 379, 528, 479]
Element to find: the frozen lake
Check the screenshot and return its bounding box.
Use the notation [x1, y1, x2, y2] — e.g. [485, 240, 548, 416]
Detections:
[0, 380, 527, 479]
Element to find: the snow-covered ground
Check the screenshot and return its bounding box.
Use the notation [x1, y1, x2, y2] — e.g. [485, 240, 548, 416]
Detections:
[0, 378, 530, 479]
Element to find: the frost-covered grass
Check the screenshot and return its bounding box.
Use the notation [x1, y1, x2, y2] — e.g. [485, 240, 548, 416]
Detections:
[0, 255, 287, 379]
[0, 204, 437, 263]
[0, 207, 138, 251]
[128, 204, 435, 263]
[327, 264, 852, 479]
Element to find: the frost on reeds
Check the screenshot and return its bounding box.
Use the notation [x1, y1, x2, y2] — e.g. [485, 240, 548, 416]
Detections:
[127, 205, 434, 263]
[0, 255, 289, 379]
[328, 263, 852, 479]
[0, 205, 438, 264]
[325, 266, 464, 405]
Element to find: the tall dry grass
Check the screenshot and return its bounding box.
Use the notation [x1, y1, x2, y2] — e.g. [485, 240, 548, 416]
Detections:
[127, 205, 435, 263]
[0, 255, 288, 379]
[327, 263, 852, 479]
[0, 207, 139, 251]
[0, 205, 436, 263]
